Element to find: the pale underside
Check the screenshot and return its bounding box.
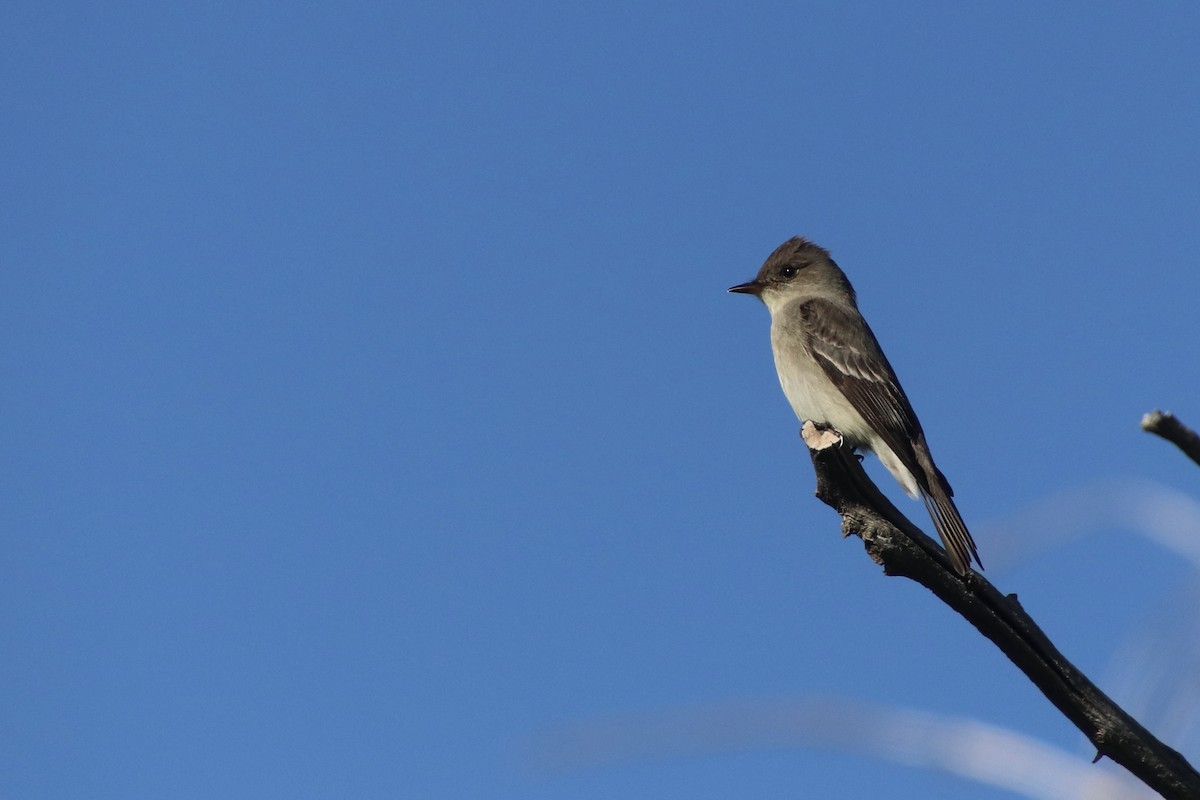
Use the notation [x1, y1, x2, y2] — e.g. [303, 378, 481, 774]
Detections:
[769, 298, 921, 498]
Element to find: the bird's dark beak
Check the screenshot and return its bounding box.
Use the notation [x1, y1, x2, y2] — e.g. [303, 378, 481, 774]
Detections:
[728, 280, 763, 296]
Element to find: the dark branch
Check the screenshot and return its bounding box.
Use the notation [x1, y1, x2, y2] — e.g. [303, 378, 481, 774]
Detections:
[1141, 410, 1200, 469]
[801, 422, 1200, 800]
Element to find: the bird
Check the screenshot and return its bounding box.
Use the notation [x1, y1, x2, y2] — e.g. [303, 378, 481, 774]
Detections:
[729, 236, 981, 574]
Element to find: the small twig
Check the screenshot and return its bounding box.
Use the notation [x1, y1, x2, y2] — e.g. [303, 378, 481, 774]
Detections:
[800, 422, 1200, 800]
[1141, 410, 1200, 469]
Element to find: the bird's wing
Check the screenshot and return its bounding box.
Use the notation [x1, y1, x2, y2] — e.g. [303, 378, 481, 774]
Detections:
[797, 297, 926, 486]
[797, 297, 980, 573]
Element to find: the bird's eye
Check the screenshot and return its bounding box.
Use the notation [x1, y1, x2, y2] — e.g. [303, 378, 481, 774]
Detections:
[780, 265, 798, 279]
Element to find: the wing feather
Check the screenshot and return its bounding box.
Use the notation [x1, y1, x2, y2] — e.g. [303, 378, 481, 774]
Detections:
[798, 299, 926, 487]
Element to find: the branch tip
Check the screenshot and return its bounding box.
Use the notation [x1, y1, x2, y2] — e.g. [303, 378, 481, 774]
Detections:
[1141, 409, 1200, 469]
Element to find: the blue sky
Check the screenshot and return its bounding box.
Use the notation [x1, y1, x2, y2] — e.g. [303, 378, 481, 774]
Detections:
[4, 3, 1200, 798]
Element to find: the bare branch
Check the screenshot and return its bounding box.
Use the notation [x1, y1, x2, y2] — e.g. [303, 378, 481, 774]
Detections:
[1142, 410, 1200, 469]
[802, 422, 1200, 800]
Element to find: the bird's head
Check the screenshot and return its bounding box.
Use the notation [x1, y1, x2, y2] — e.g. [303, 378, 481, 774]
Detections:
[728, 236, 856, 312]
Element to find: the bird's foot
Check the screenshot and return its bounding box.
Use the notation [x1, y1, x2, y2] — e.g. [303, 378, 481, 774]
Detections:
[801, 420, 844, 451]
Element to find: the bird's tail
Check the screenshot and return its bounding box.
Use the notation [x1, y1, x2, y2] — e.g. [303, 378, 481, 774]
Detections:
[910, 436, 981, 575]
[920, 482, 981, 575]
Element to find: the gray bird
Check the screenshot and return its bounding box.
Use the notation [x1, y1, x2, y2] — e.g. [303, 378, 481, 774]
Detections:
[730, 236, 981, 574]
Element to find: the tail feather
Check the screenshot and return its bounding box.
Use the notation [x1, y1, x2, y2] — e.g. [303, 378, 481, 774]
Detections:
[908, 433, 981, 574]
[920, 484, 981, 575]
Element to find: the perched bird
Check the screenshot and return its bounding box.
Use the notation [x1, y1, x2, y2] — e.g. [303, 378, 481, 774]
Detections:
[730, 236, 981, 574]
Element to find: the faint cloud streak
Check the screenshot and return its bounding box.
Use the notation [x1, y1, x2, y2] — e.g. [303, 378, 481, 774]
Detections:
[527, 696, 1152, 799]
